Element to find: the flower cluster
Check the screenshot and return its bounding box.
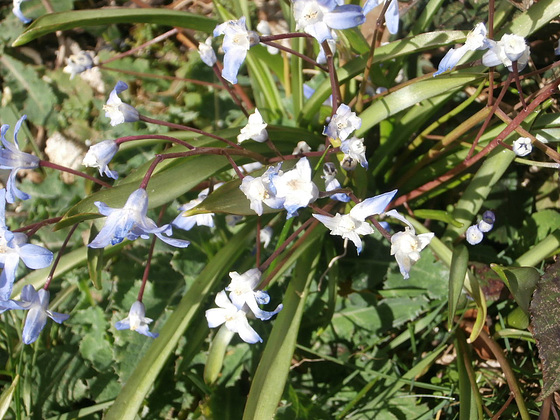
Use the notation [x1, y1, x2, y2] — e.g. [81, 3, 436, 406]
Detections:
[466, 210, 495, 245]
[206, 269, 283, 343]
[435, 23, 530, 75]
[240, 158, 319, 218]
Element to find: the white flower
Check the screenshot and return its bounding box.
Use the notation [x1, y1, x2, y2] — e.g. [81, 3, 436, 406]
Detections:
[260, 226, 273, 248]
[323, 104, 362, 141]
[103, 81, 139, 126]
[198, 37, 217, 67]
[478, 220, 493, 233]
[322, 162, 349, 202]
[314, 190, 397, 254]
[340, 136, 367, 169]
[13, 0, 31, 24]
[205, 291, 262, 344]
[239, 164, 284, 216]
[293, 0, 365, 43]
[274, 158, 319, 218]
[237, 109, 268, 143]
[256, 20, 279, 55]
[434, 23, 490, 76]
[482, 34, 530, 72]
[82, 140, 119, 179]
[213, 17, 260, 84]
[512, 137, 532, 157]
[293, 141, 311, 155]
[387, 210, 434, 279]
[226, 268, 283, 321]
[466, 224, 484, 245]
[115, 301, 158, 338]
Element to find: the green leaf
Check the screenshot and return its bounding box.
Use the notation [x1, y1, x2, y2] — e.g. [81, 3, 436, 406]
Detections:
[449, 245, 468, 327]
[357, 74, 483, 136]
[414, 209, 463, 228]
[87, 224, 104, 290]
[491, 265, 539, 314]
[530, 261, 560, 399]
[0, 375, 19, 419]
[13, 9, 217, 46]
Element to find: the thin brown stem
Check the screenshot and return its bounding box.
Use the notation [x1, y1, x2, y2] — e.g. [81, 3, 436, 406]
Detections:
[512, 61, 527, 109]
[115, 134, 194, 149]
[212, 63, 253, 115]
[100, 29, 178, 66]
[322, 40, 341, 115]
[44, 223, 79, 290]
[137, 206, 165, 302]
[39, 160, 112, 189]
[139, 115, 243, 149]
[260, 40, 327, 71]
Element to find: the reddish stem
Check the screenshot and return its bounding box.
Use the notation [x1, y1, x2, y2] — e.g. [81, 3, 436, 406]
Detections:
[39, 160, 112, 189]
[44, 223, 79, 290]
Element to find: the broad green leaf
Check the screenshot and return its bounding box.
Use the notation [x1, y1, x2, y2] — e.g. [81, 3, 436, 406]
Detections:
[204, 325, 235, 385]
[87, 224, 104, 290]
[357, 74, 483, 136]
[0, 375, 19, 419]
[13, 9, 217, 46]
[449, 244, 468, 327]
[243, 229, 322, 420]
[414, 209, 463, 228]
[105, 223, 255, 420]
[530, 261, 560, 399]
[491, 265, 539, 314]
[501, 0, 560, 38]
[55, 154, 226, 229]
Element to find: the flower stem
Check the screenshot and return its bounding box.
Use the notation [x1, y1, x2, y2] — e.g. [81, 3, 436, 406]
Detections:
[138, 115, 243, 149]
[260, 40, 327, 71]
[137, 207, 165, 302]
[115, 134, 194, 149]
[16, 217, 63, 236]
[39, 160, 112, 189]
[212, 63, 252, 116]
[322, 40, 341, 115]
[44, 223, 79, 290]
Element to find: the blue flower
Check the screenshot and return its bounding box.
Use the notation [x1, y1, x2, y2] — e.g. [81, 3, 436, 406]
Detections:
[88, 188, 190, 249]
[0, 115, 40, 203]
[213, 17, 260, 84]
[363, 0, 399, 35]
[322, 162, 350, 202]
[13, 0, 32, 24]
[115, 301, 158, 338]
[0, 189, 53, 301]
[103, 81, 140, 126]
[293, 0, 365, 43]
[82, 140, 119, 179]
[20, 285, 70, 345]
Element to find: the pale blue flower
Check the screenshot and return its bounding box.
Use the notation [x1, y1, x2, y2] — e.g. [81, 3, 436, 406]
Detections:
[82, 140, 119, 179]
[226, 269, 283, 321]
[88, 188, 190, 248]
[482, 33, 530, 72]
[465, 224, 483, 245]
[434, 23, 489, 76]
[313, 189, 397, 254]
[323, 104, 361, 141]
[512, 137, 532, 157]
[555, 40, 560, 56]
[322, 162, 350, 202]
[274, 158, 319, 219]
[293, 0, 365, 43]
[240, 164, 284, 216]
[198, 37, 217, 67]
[340, 136, 368, 169]
[206, 291, 262, 344]
[172, 187, 220, 231]
[115, 301, 158, 338]
[0, 189, 53, 301]
[213, 17, 260, 84]
[13, 0, 31, 24]
[103, 81, 139, 126]
[386, 210, 434, 278]
[0, 115, 40, 203]
[363, 0, 399, 34]
[20, 285, 69, 345]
